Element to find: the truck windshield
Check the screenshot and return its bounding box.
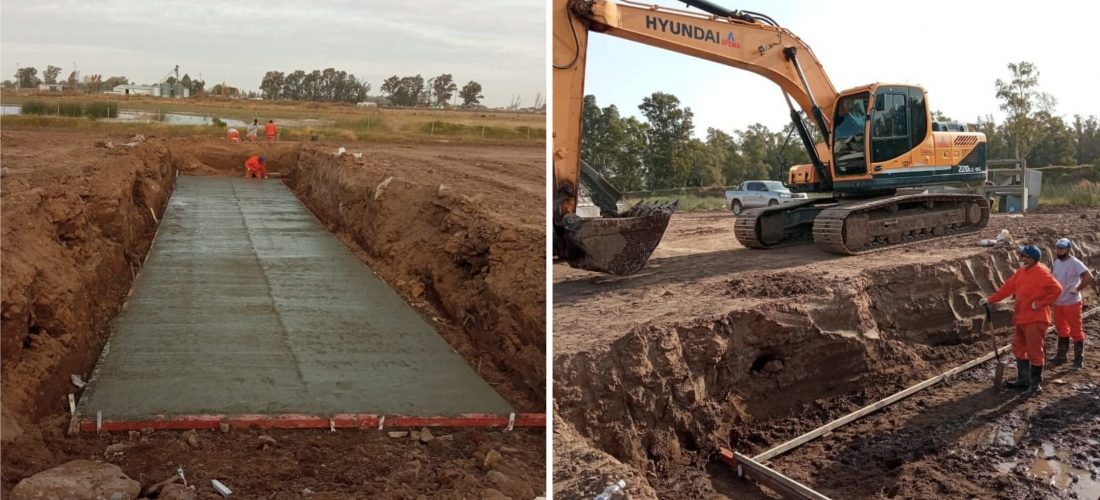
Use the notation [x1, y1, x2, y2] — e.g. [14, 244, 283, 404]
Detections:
[762, 181, 788, 192]
[833, 93, 869, 175]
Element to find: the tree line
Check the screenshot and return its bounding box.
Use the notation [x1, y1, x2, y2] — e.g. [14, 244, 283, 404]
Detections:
[6, 64, 488, 108]
[259, 68, 370, 103]
[379, 74, 483, 107]
[6, 65, 206, 95]
[582, 61, 1100, 192]
[582, 92, 813, 191]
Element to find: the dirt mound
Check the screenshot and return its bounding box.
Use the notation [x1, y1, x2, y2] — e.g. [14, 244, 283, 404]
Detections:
[553, 223, 1100, 498]
[1, 135, 174, 434]
[725, 271, 830, 299]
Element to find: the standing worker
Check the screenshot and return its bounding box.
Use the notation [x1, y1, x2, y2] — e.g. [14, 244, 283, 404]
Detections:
[980, 245, 1063, 395]
[1049, 238, 1094, 369]
[265, 119, 278, 142]
[247, 119, 259, 142]
[244, 155, 267, 179]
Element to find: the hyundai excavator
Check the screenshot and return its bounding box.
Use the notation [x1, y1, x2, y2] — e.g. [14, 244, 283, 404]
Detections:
[553, 0, 991, 275]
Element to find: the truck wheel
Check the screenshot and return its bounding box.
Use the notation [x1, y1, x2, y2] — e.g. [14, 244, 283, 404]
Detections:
[768, 199, 779, 207]
[731, 200, 743, 215]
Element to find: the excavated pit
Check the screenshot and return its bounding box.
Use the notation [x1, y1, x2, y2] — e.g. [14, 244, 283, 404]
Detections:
[554, 217, 1100, 498]
[1, 132, 545, 495]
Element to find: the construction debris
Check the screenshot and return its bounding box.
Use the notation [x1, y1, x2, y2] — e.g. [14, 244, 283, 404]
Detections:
[211, 479, 233, 497]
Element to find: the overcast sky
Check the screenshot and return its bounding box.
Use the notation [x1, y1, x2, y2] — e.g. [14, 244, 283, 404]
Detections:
[1, 0, 544, 108]
[584, 0, 1100, 136]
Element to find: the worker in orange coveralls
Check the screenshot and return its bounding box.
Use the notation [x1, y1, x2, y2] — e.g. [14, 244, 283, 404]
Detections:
[265, 120, 277, 142]
[979, 244, 1063, 395]
[244, 155, 267, 179]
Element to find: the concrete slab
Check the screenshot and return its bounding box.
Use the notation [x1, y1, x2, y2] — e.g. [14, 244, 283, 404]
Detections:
[78, 176, 513, 420]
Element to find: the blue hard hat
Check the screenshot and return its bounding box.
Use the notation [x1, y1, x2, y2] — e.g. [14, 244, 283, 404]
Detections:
[1018, 244, 1041, 261]
[1055, 238, 1072, 249]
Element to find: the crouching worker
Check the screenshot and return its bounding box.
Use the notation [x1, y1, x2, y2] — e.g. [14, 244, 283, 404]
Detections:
[244, 155, 268, 178]
[980, 245, 1063, 395]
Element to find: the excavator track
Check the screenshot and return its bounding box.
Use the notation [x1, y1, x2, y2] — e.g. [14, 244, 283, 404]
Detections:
[812, 193, 990, 255]
[734, 198, 831, 249]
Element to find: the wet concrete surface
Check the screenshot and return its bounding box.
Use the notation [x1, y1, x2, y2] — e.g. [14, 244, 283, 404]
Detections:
[78, 176, 512, 419]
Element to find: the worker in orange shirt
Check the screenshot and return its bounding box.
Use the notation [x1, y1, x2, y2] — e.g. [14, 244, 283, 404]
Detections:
[979, 245, 1063, 395]
[265, 120, 277, 142]
[244, 155, 267, 178]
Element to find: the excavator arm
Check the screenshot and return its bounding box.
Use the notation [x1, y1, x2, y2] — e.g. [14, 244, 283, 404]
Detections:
[553, 0, 841, 274]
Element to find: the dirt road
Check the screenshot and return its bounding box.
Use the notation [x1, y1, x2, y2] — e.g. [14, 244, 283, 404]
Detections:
[1, 129, 545, 497]
[554, 209, 1100, 499]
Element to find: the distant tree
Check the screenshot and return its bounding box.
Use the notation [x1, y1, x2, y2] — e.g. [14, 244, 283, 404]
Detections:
[995, 61, 1053, 159]
[431, 73, 457, 106]
[736, 124, 777, 182]
[260, 71, 285, 100]
[180, 74, 193, 94]
[66, 71, 79, 88]
[15, 67, 39, 88]
[1073, 115, 1100, 166]
[103, 76, 129, 90]
[165, 76, 177, 85]
[639, 92, 695, 189]
[379, 74, 424, 107]
[282, 70, 305, 99]
[1, 80, 13, 89]
[43, 65, 62, 85]
[1027, 111, 1076, 166]
[459, 81, 483, 106]
[932, 110, 953, 122]
[85, 74, 102, 93]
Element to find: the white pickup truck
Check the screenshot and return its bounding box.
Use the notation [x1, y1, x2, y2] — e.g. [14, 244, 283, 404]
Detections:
[725, 180, 808, 215]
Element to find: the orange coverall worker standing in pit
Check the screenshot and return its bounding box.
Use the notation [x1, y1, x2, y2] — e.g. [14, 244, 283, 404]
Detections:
[244, 155, 267, 178]
[265, 120, 277, 142]
[980, 244, 1062, 395]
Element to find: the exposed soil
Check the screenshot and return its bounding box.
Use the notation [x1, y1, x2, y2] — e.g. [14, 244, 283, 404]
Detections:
[553, 209, 1100, 499]
[1, 130, 545, 497]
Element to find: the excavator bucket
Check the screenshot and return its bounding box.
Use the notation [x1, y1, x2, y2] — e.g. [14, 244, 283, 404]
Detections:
[559, 201, 677, 275]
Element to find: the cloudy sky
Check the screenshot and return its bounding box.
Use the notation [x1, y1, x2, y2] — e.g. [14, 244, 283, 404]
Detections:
[1, 0, 545, 107]
[584, 0, 1100, 136]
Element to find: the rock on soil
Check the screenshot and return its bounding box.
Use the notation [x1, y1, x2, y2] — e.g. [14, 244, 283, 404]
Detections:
[10, 460, 140, 500]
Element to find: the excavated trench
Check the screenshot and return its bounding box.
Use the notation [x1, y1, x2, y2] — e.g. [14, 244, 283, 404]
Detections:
[2, 137, 543, 445]
[554, 235, 1100, 495]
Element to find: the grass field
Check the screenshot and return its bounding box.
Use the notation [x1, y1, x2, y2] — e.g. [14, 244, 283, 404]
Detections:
[0, 92, 545, 145]
[1036, 165, 1100, 207]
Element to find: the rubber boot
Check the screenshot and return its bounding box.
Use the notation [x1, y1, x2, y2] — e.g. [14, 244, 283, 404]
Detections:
[1024, 365, 1043, 396]
[1072, 341, 1084, 370]
[1050, 337, 1070, 365]
[1005, 359, 1030, 389]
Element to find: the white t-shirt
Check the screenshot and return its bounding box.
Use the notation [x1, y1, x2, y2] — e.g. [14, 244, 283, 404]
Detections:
[1052, 255, 1090, 306]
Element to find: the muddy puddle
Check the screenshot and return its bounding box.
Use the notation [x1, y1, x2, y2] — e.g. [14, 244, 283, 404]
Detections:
[996, 442, 1100, 497]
